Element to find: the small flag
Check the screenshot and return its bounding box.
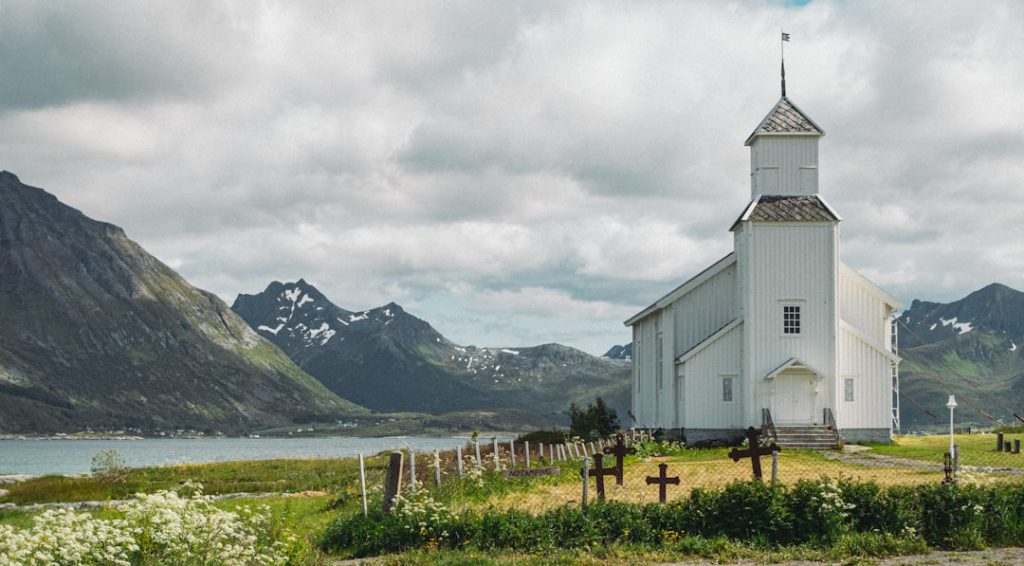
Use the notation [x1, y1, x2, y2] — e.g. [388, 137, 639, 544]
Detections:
[781, 32, 791, 42]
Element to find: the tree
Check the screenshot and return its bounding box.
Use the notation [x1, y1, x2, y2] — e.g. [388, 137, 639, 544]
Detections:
[569, 397, 619, 440]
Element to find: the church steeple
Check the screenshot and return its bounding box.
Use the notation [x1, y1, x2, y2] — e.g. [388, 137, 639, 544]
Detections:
[745, 96, 825, 198]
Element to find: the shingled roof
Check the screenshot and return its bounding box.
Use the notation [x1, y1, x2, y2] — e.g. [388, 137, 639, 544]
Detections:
[744, 97, 824, 146]
[730, 195, 840, 230]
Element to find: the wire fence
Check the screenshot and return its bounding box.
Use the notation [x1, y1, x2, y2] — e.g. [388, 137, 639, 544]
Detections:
[356, 429, 1024, 515]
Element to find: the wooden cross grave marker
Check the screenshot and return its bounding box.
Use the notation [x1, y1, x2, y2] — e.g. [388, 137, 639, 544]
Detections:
[728, 426, 781, 481]
[645, 462, 680, 503]
[602, 432, 631, 485]
[580, 453, 618, 501]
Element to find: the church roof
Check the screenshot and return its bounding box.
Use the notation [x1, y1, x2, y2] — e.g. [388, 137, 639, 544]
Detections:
[730, 195, 839, 230]
[744, 96, 824, 146]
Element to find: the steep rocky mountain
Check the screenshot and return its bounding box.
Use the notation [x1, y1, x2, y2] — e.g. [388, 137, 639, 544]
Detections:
[0, 172, 364, 434]
[896, 283, 1024, 430]
[232, 280, 631, 424]
[603, 343, 632, 361]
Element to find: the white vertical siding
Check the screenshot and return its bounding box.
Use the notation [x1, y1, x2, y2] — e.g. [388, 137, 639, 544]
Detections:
[656, 306, 676, 429]
[838, 328, 893, 430]
[683, 323, 744, 429]
[670, 263, 739, 356]
[839, 267, 895, 350]
[749, 137, 819, 198]
[742, 222, 839, 425]
[632, 316, 657, 427]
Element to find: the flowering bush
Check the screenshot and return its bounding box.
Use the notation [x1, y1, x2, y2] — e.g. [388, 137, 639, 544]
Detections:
[393, 491, 455, 545]
[789, 477, 856, 543]
[0, 488, 295, 565]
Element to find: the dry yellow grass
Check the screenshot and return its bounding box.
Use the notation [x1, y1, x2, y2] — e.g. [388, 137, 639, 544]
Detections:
[483, 452, 947, 513]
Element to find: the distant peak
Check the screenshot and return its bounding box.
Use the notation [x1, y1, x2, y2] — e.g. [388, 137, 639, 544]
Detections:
[0, 170, 20, 181]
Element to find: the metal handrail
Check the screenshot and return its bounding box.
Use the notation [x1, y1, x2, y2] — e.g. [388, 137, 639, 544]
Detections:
[823, 407, 836, 431]
[761, 408, 777, 442]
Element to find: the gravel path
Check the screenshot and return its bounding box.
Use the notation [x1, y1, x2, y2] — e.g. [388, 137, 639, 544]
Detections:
[821, 447, 1024, 476]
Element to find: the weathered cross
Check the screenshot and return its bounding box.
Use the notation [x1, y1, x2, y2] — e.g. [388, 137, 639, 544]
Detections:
[580, 453, 618, 500]
[602, 432, 630, 485]
[645, 462, 680, 503]
[728, 426, 781, 481]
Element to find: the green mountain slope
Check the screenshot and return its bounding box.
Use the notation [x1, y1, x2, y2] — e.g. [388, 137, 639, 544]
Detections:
[0, 171, 364, 434]
[897, 283, 1024, 430]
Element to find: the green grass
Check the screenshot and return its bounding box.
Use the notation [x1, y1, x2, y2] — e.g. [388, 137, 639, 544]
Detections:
[0, 456, 389, 505]
[859, 434, 1024, 468]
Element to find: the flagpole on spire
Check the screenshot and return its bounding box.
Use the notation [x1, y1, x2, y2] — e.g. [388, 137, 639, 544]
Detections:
[780, 29, 790, 98]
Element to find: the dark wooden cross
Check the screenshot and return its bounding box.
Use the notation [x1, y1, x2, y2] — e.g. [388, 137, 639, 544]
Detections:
[728, 426, 781, 481]
[602, 433, 629, 485]
[645, 462, 680, 503]
[580, 453, 618, 501]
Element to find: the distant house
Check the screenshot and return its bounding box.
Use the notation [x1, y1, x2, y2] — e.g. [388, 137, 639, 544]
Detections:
[625, 93, 901, 445]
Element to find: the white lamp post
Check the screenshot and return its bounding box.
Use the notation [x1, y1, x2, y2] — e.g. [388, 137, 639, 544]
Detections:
[946, 394, 957, 457]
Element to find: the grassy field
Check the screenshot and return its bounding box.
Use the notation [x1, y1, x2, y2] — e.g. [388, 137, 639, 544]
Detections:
[0, 456, 388, 505]
[863, 433, 1024, 468]
[4, 434, 1024, 564]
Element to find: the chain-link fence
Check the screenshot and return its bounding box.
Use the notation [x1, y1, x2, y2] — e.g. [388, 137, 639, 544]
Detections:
[361, 429, 1024, 515]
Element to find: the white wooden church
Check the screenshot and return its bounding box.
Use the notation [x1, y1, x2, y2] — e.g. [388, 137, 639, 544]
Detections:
[625, 88, 901, 445]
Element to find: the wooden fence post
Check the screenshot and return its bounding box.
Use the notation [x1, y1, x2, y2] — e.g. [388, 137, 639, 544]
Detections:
[492, 438, 501, 470]
[509, 440, 516, 468]
[475, 439, 482, 468]
[581, 456, 589, 508]
[358, 453, 367, 516]
[456, 444, 464, 478]
[383, 452, 403, 512]
[525, 440, 531, 468]
[433, 451, 442, 488]
[409, 448, 416, 493]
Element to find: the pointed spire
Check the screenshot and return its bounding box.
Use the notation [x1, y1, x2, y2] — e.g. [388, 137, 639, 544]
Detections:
[780, 30, 790, 97]
[781, 59, 787, 98]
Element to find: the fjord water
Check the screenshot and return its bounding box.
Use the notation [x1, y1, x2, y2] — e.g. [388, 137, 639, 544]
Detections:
[0, 437, 505, 475]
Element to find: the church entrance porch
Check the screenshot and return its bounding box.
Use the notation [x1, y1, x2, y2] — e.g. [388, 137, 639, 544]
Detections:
[770, 369, 817, 425]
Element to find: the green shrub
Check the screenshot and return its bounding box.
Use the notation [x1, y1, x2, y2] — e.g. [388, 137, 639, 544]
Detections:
[320, 480, 1024, 557]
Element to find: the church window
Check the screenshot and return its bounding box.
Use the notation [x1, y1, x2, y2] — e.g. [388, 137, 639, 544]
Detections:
[722, 376, 733, 402]
[783, 305, 801, 334]
[844, 378, 854, 402]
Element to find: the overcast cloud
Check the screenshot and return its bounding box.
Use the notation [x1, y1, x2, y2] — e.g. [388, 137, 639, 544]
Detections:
[2, 0, 1023, 354]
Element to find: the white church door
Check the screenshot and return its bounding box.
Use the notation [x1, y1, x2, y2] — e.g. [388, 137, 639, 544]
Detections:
[771, 369, 816, 425]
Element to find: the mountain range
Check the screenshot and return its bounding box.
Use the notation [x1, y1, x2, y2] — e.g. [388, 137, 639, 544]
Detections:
[2, 170, 1021, 435]
[231, 280, 631, 423]
[0, 171, 362, 434]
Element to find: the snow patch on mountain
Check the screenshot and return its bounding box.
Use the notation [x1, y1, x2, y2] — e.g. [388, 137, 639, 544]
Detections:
[940, 316, 974, 335]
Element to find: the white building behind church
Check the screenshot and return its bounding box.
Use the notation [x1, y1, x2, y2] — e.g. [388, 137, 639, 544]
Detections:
[625, 94, 900, 445]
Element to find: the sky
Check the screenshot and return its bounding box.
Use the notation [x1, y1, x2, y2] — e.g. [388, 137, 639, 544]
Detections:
[2, 1, 1023, 355]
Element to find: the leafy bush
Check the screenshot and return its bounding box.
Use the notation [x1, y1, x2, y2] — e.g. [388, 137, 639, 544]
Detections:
[633, 438, 687, 459]
[568, 397, 618, 440]
[321, 479, 1024, 558]
[90, 449, 128, 484]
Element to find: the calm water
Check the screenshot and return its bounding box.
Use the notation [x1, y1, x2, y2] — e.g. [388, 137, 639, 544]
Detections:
[0, 437, 510, 476]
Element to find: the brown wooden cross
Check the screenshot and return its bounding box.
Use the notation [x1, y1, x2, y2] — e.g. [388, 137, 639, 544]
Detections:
[580, 453, 618, 500]
[728, 426, 781, 481]
[602, 433, 630, 485]
[645, 462, 680, 503]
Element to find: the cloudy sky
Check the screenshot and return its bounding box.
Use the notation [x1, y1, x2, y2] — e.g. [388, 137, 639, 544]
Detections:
[3, 1, 1023, 355]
